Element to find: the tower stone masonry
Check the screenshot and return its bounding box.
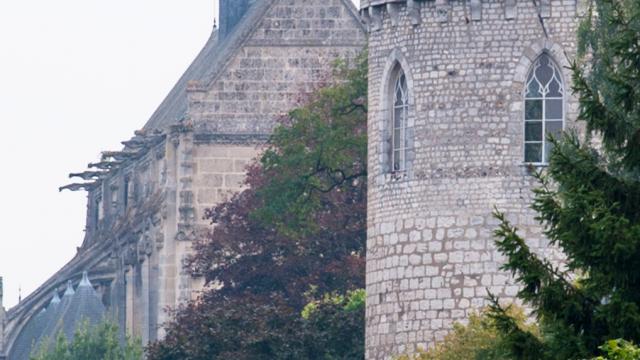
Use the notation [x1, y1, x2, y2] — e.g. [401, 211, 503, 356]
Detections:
[361, 0, 584, 358]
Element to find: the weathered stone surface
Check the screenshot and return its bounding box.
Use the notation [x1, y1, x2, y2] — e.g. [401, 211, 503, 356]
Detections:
[365, 0, 579, 358]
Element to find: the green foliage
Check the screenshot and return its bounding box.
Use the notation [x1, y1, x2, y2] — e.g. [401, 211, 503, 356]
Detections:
[593, 340, 640, 360]
[301, 289, 366, 319]
[490, 0, 640, 359]
[299, 289, 366, 359]
[344, 288, 366, 312]
[147, 52, 368, 359]
[31, 322, 142, 360]
[396, 306, 534, 360]
[254, 51, 368, 237]
[573, 0, 640, 169]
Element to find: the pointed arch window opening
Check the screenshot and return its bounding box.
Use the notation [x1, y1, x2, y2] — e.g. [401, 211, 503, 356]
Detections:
[392, 70, 409, 172]
[524, 54, 565, 164]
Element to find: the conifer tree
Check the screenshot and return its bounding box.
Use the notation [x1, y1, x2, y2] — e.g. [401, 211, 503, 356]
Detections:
[490, 1, 640, 358]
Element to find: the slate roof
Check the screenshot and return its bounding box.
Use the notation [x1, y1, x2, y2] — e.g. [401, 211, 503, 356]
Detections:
[9, 273, 106, 360]
[143, 0, 276, 131]
[143, 0, 364, 131]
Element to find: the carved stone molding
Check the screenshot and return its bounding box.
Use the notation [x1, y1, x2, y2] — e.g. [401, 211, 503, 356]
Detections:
[406, 0, 421, 25]
[470, 0, 482, 21]
[505, 0, 517, 19]
[369, 6, 383, 31]
[387, 3, 400, 27]
[435, 0, 450, 23]
[539, 0, 551, 18]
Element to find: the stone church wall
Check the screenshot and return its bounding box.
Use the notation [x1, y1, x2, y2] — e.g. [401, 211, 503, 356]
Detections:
[189, 0, 367, 135]
[2, 0, 367, 354]
[364, 0, 583, 358]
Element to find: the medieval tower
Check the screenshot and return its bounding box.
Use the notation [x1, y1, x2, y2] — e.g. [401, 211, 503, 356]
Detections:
[362, 0, 585, 358]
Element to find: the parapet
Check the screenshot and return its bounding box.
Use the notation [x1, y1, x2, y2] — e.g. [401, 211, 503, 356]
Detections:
[359, 0, 589, 31]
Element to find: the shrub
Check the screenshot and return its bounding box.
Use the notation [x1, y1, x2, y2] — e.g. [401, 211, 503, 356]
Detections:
[397, 306, 535, 360]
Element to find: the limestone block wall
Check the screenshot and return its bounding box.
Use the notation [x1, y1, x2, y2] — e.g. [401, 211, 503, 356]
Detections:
[364, 0, 582, 358]
[154, 134, 263, 335]
[194, 143, 259, 223]
[188, 0, 367, 135]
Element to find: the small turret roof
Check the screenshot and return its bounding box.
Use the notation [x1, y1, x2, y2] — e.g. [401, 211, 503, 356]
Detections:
[9, 273, 106, 360]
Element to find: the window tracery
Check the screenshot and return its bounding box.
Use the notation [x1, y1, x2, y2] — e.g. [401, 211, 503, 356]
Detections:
[524, 53, 565, 164]
[392, 70, 409, 172]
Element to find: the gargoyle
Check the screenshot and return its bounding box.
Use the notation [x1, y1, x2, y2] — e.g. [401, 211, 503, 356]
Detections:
[69, 171, 108, 180]
[88, 161, 122, 170]
[101, 150, 141, 161]
[59, 182, 98, 192]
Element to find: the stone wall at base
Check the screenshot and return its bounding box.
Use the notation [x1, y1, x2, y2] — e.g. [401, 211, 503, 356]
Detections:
[363, 0, 582, 358]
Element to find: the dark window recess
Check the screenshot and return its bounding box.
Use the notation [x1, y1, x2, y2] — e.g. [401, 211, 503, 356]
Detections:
[123, 178, 130, 210]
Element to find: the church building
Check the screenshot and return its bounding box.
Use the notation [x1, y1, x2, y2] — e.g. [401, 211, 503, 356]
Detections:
[0, 1, 366, 358]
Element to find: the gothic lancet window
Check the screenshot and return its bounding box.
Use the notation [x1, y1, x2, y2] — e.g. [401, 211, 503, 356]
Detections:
[524, 53, 565, 164]
[391, 69, 409, 172]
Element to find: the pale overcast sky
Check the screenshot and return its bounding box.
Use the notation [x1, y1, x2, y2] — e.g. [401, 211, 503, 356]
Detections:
[0, 0, 215, 309]
[0, 0, 359, 309]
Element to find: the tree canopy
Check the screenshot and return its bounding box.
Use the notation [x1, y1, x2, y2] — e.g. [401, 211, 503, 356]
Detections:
[146, 51, 368, 360]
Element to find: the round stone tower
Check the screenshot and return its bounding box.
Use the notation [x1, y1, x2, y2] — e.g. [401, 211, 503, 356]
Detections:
[361, 0, 586, 358]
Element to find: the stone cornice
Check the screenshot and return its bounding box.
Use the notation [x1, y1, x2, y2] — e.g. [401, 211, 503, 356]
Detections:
[193, 132, 270, 145]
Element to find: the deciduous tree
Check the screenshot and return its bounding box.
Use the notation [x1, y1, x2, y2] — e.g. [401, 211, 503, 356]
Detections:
[147, 51, 368, 360]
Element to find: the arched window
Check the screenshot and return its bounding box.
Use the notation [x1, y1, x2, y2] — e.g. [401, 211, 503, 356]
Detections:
[391, 69, 409, 172]
[524, 53, 564, 164]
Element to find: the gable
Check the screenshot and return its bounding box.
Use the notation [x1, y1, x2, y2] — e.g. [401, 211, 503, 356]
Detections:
[142, 0, 364, 132]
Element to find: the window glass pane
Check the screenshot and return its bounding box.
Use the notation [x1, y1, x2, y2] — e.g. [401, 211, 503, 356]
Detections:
[525, 143, 542, 163]
[525, 100, 543, 120]
[548, 78, 563, 97]
[545, 99, 563, 120]
[394, 107, 404, 128]
[526, 80, 542, 98]
[525, 122, 543, 141]
[393, 151, 401, 171]
[395, 88, 403, 106]
[546, 121, 563, 140]
[394, 129, 402, 150]
[535, 55, 553, 86]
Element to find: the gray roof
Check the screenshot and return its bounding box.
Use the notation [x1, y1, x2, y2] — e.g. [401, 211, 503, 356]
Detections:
[142, 0, 363, 131]
[143, 0, 275, 131]
[9, 273, 106, 360]
[142, 28, 221, 131]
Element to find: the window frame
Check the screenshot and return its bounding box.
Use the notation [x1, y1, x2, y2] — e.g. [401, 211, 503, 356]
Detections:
[390, 69, 409, 174]
[523, 53, 565, 165]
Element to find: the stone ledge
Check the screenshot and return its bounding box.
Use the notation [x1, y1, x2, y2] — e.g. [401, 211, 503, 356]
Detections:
[193, 132, 270, 145]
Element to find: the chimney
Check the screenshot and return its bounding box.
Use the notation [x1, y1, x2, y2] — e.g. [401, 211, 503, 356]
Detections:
[219, 0, 252, 38]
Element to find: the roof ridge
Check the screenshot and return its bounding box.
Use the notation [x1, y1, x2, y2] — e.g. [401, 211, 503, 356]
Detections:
[63, 281, 74, 297]
[340, 0, 367, 32]
[78, 271, 92, 288]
